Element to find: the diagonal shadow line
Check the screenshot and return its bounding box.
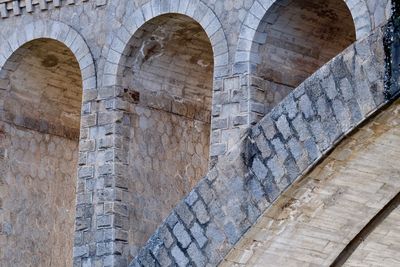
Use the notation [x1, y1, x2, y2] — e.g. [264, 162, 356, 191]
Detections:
[331, 189, 400, 267]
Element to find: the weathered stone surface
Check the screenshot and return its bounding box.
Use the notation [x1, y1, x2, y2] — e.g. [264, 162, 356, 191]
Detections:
[344, 201, 400, 266]
[0, 1, 393, 267]
[192, 200, 210, 225]
[132, 25, 389, 267]
[173, 222, 191, 249]
[0, 122, 79, 267]
[190, 222, 208, 248]
[171, 245, 189, 267]
[222, 98, 400, 267]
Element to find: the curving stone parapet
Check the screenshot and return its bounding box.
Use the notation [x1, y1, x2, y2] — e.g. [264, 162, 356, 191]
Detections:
[0, 1, 396, 266]
[130, 23, 394, 266]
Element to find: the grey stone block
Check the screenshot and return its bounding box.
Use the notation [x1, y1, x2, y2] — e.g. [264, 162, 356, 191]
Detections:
[321, 73, 338, 100]
[176, 202, 194, 228]
[339, 77, 354, 101]
[271, 138, 288, 163]
[187, 243, 206, 267]
[159, 225, 174, 249]
[284, 157, 300, 183]
[292, 115, 310, 142]
[260, 116, 277, 140]
[332, 99, 352, 132]
[304, 138, 321, 163]
[185, 191, 199, 206]
[224, 221, 240, 245]
[288, 138, 303, 160]
[155, 246, 172, 266]
[248, 176, 265, 201]
[171, 245, 189, 267]
[275, 115, 292, 140]
[255, 134, 272, 159]
[193, 200, 210, 225]
[299, 94, 315, 120]
[310, 120, 330, 151]
[251, 157, 268, 179]
[173, 222, 191, 249]
[190, 223, 208, 248]
[282, 94, 298, 120]
[197, 180, 214, 205]
[166, 212, 179, 228]
[267, 156, 285, 182]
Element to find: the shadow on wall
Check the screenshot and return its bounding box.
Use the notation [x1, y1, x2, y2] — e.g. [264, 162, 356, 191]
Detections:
[117, 14, 214, 260]
[0, 38, 82, 266]
[250, 0, 356, 121]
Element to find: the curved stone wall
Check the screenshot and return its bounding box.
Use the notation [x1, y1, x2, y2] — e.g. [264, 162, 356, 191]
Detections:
[130, 25, 387, 266]
[344, 202, 400, 266]
[221, 98, 400, 266]
[0, 1, 394, 267]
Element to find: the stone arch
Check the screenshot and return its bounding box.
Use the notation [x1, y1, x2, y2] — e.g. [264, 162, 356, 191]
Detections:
[112, 10, 216, 261]
[102, 0, 229, 87]
[235, 0, 362, 125]
[0, 20, 96, 91]
[234, 0, 372, 70]
[0, 31, 86, 266]
[130, 24, 387, 266]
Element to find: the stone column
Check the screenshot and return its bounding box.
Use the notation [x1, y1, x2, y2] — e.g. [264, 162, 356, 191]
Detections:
[73, 85, 130, 267]
[209, 72, 252, 166]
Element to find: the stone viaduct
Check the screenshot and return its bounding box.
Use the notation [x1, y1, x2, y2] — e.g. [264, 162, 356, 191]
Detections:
[0, 0, 398, 266]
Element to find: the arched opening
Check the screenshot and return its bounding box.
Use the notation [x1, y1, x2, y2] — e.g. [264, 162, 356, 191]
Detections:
[119, 14, 213, 258]
[0, 39, 82, 266]
[251, 0, 356, 114]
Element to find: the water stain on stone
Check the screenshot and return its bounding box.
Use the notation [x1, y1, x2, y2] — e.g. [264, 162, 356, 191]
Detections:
[41, 54, 59, 68]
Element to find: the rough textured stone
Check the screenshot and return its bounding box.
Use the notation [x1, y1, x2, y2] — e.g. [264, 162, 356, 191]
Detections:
[192, 200, 210, 225]
[190, 223, 208, 248]
[0, 1, 393, 267]
[173, 222, 191, 249]
[171, 245, 189, 267]
[0, 38, 81, 267]
[222, 99, 400, 266]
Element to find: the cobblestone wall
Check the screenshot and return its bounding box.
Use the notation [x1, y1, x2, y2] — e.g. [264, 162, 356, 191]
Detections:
[222, 98, 400, 266]
[0, 1, 394, 267]
[0, 123, 79, 267]
[116, 13, 213, 261]
[0, 37, 82, 266]
[131, 25, 388, 267]
[127, 109, 210, 260]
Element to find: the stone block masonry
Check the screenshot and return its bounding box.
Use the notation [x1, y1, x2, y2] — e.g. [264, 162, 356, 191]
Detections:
[131, 25, 391, 266]
[0, 0, 396, 267]
[0, 37, 83, 267]
[222, 97, 400, 266]
[0, 123, 79, 267]
[0, 0, 91, 19]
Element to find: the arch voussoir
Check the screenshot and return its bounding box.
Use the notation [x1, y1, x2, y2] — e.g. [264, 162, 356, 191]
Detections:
[0, 20, 96, 91]
[235, 0, 374, 68]
[102, 0, 229, 87]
